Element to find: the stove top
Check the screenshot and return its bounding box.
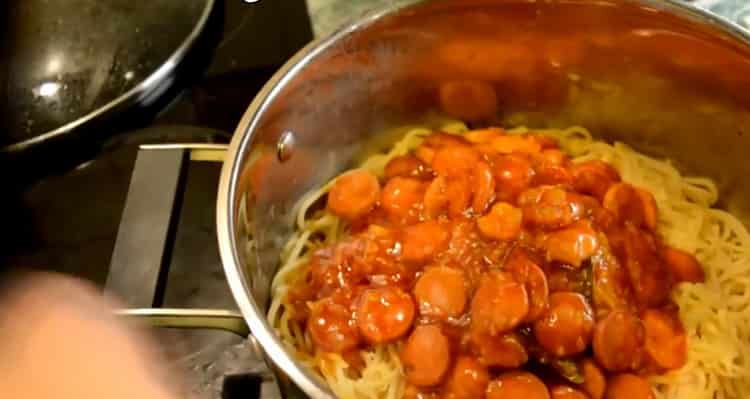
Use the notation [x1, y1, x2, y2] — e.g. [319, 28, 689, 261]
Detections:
[3, 1, 313, 398]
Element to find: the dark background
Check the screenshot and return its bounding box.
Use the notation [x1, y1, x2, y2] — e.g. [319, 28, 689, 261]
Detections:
[1, 0, 314, 286]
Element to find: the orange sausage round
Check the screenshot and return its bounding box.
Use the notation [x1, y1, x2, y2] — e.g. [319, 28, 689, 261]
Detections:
[593, 311, 645, 371]
[661, 245, 705, 283]
[307, 298, 360, 353]
[486, 372, 551, 399]
[356, 287, 415, 344]
[401, 221, 451, 264]
[401, 324, 452, 387]
[380, 177, 425, 223]
[477, 202, 523, 241]
[534, 292, 594, 357]
[581, 359, 606, 399]
[423, 175, 449, 219]
[550, 386, 589, 399]
[414, 266, 468, 319]
[570, 160, 620, 201]
[471, 272, 529, 335]
[543, 220, 600, 268]
[432, 145, 481, 177]
[327, 170, 381, 220]
[605, 374, 654, 399]
[492, 154, 535, 202]
[519, 186, 586, 230]
[642, 309, 687, 370]
[472, 331, 529, 368]
[505, 250, 549, 322]
[445, 356, 491, 399]
[602, 183, 658, 231]
[473, 161, 496, 214]
[385, 155, 431, 180]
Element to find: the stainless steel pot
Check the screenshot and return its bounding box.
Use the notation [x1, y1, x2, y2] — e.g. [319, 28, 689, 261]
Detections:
[138, 1, 750, 398]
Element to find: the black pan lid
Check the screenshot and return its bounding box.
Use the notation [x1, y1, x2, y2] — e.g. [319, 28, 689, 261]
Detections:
[1, 0, 214, 149]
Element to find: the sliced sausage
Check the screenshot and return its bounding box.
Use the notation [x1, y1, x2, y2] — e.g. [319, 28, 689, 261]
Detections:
[580, 359, 606, 399]
[660, 245, 705, 283]
[605, 374, 654, 399]
[477, 202, 523, 241]
[486, 372, 551, 399]
[487, 135, 543, 155]
[327, 170, 381, 220]
[642, 308, 687, 370]
[519, 186, 586, 230]
[423, 175, 449, 220]
[593, 311, 645, 372]
[591, 245, 635, 315]
[473, 161, 496, 214]
[617, 225, 671, 307]
[356, 286, 415, 344]
[308, 298, 360, 353]
[401, 324, 451, 386]
[543, 220, 600, 267]
[534, 292, 595, 357]
[380, 177, 425, 224]
[602, 183, 658, 230]
[492, 154, 535, 202]
[445, 356, 491, 399]
[570, 160, 620, 201]
[465, 128, 505, 144]
[384, 155, 431, 180]
[471, 272, 529, 335]
[414, 266, 468, 319]
[472, 331, 529, 368]
[550, 386, 589, 399]
[505, 249, 549, 322]
[446, 175, 473, 217]
[432, 144, 481, 177]
[401, 221, 450, 263]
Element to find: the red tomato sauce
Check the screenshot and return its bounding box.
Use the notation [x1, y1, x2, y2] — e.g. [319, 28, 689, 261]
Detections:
[286, 128, 703, 399]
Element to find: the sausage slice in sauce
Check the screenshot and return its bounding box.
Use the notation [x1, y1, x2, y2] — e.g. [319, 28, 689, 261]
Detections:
[471, 272, 530, 335]
[308, 298, 360, 353]
[581, 359, 606, 399]
[534, 292, 594, 357]
[472, 331, 529, 368]
[605, 374, 654, 399]
[660, 245, 705, 284]
[327, 170, 381, 220]
[401, 221, 450, 264]
[505, 249, 549, 322]
[356, 286, 415, 344]
[550, 386, 589, 399]
[486, 372, 551, 399]
[445, 356, 491, 399]
[413, 266, 468, 319]
[402, 324, 451, 386]
[593, 311, 645, 372]
[642, 308, 687, 370]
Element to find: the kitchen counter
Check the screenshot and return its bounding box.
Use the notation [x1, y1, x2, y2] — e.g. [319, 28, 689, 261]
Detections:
[305, 0, 750, 38]
[306, 0, 402, 36]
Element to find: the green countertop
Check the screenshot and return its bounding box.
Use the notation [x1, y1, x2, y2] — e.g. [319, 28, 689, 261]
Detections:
[306, 0, 401, 37]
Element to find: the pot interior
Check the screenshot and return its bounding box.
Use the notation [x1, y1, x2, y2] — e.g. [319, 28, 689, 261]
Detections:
[223, 0, 750, 396]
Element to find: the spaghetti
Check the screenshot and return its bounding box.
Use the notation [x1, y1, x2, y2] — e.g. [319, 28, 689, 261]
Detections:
[266, 122, 750, 399]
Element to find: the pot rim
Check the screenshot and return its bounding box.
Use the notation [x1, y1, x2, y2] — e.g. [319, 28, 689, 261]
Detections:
[216, 1, 750, 398]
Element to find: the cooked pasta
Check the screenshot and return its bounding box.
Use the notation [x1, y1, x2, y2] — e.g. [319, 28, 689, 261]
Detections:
[266, 121, 750, 399]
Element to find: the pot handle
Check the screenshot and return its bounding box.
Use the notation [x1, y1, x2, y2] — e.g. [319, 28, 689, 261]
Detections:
[105, 143, 252, 338]
[116, 308, 250, 337]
